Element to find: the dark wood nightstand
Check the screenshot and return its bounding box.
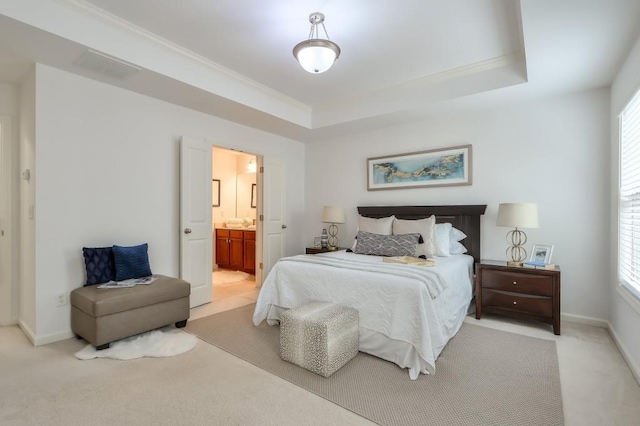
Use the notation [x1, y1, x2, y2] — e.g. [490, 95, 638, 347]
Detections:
[305, 247, 345, 254]
[475, 260, 561, 335]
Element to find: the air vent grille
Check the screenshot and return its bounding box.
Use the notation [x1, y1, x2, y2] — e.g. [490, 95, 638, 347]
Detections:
[74, 50, 140, 80]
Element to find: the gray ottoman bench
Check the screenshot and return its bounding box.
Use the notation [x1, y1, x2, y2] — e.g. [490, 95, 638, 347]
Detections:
[71, 275, 190, 349]
[280, 301, 359, 377]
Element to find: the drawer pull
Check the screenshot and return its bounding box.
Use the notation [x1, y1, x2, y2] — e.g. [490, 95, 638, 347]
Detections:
[513, 301, 517, 305]
[513, 281, 517, 285]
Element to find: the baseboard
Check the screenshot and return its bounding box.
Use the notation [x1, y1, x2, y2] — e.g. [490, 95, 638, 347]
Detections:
[607, 321, 640, 386]
[561, 312, 608, 328]
[18, 320, 75, 346]
[18, 319, 36, 345]
[33, 330, 75, 346]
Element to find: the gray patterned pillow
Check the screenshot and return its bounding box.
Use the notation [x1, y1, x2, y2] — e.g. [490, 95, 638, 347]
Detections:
[353, 231, 421, 257]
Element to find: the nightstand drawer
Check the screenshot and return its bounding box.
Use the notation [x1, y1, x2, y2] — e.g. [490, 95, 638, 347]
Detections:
[482, 289, 552, 318]
[481, 270, 553, 297]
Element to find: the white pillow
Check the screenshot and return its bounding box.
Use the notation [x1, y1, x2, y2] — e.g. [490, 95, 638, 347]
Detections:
[450, 227, 467, 242]
[392, 216, 436, 257]
[449, 240, 468, 254]
[435, 223, 469, 256]
[434, 223, 453, 257]
[351, 215, 395, 250]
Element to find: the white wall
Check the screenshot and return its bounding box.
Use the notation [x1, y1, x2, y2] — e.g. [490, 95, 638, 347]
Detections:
[28, 64, 305, 344]
[610, 32, 640, 381]
[306, 88, 610, 322]
[0, 82, 20, 325]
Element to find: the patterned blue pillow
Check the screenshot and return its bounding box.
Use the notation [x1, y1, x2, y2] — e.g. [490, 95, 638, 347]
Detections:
[82, 247, 116, 286]
[113, 243, 152, 281]
[353, 231, 421, 257]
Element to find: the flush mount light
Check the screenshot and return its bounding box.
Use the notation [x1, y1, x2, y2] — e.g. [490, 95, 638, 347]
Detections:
[293, 12, 341, 74]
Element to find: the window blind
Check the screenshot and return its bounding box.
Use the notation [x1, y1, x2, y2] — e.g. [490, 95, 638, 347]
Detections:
[620, 88, 640, 298]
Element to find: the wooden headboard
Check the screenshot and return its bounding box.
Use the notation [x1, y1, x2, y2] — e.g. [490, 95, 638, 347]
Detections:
[357, 205, 487, 264]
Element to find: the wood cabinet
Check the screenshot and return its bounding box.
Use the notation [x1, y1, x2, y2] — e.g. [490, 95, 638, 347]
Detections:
[215, 229, 255, 274]
[475, 260, 561, 335]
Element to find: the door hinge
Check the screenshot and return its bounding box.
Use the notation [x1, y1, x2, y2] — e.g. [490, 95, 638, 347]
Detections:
[259, 215, 264, 221]
[259, 262, 263, 269]
[259, 166, 264, 173]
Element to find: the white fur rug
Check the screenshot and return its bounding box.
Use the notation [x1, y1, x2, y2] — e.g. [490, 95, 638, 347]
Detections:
[213, 270, 250, 285]
[75, 327, 198, 360]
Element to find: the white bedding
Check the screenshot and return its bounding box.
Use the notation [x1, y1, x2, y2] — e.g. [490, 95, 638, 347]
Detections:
[252, 251, 474, 379]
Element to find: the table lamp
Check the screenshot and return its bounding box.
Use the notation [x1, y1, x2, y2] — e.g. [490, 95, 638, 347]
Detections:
[321, 206, 345, 250]
[496, 203, 539, 266]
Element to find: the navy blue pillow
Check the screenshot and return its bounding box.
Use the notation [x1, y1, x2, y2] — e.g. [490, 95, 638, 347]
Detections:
[82, 247, 116, 286]
[112, 243, 152, 281]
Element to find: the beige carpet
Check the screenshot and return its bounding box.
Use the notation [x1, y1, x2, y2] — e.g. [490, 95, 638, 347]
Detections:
[186, 304, 564, 426]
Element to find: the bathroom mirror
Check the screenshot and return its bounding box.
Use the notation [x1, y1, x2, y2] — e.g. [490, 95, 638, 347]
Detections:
[235, 172, 256, 218]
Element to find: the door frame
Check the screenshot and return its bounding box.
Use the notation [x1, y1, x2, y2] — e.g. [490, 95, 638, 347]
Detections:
[210, 145, 264, 288]
[0, 115, 15, 325]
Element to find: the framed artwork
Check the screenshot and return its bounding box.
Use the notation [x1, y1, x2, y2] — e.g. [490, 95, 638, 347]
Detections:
[212, 179, 220, 207]
[251, 183, 257, 208]
[530, 244, 554, 264]
[367, 144, 472, 190]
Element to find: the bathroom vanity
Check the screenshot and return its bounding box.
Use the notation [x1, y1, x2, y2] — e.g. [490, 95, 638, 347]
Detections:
[215, 228, 255, 274]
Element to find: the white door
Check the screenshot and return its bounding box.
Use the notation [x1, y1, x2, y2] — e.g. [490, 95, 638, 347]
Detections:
[262, 157, 286, 279]
[180, 136, 212, 308]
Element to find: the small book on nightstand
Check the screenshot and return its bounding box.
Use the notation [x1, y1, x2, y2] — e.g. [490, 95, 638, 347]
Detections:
[523, 261, 557, 270]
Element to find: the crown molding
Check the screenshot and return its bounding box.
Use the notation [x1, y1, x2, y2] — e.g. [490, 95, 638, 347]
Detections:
[53, 0, 311, 113]
[315, 51, 526, 112]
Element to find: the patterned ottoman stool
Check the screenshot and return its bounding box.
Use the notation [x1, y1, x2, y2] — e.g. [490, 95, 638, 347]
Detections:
[280, 301, 359, 377]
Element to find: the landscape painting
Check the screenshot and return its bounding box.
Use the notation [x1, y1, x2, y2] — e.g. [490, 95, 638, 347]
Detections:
[367, 145, 472, 190]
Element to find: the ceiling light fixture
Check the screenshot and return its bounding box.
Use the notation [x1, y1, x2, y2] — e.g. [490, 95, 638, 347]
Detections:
[293, 12, 341, 74]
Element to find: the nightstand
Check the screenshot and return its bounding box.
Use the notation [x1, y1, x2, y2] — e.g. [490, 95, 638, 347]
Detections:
[305, 247, 345, 254]
[475, 260, 561, 335]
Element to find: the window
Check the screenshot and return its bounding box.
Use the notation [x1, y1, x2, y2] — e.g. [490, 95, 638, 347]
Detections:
[619, 88, 640, 300]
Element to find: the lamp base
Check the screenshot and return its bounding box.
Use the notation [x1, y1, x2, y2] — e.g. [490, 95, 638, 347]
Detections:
[506, 260, 524, 267]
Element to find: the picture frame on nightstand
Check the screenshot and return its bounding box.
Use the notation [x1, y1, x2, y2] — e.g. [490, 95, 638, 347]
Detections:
[530, 244, 554, 263]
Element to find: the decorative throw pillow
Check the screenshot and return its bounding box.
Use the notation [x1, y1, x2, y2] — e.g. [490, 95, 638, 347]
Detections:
[351, 215, 396, 250]
[112, 243, 152, 281]
[353, 231, 420, 257]
[82, 247, 116, 286]
[392, 216, 436, 257]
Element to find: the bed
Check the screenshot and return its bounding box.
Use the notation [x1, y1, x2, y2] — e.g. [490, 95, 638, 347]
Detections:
[253, 205, 487, 379]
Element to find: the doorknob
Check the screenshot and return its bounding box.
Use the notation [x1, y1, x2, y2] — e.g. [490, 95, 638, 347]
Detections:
[281, 224, 287, 229]
[184, 228, 192, 234]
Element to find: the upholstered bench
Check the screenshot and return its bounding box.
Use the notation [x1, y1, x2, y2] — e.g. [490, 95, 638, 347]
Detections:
[71, 275, 190, 349]
[280, 301, 359, 377]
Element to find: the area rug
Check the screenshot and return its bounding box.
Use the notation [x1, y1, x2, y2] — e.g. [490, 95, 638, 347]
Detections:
[213, 270, 250, 285]
[186, 304, 564, 426]
[75, 327, 198, 360]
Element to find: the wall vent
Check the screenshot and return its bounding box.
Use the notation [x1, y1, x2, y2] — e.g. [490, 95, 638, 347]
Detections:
[74, 50, 141, 80]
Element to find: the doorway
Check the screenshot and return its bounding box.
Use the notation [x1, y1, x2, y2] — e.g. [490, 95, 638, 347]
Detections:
[211, 147, 260, 304]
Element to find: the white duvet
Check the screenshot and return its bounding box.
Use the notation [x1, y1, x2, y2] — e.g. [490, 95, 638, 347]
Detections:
[252, 251, 474, 379]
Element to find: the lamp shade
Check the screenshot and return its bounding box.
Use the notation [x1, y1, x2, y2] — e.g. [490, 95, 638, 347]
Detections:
[293, 12, 341, 74]
[321, 206, 345, 224]
[294, 40, 340, 74]
[496, 203, 539, 228]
